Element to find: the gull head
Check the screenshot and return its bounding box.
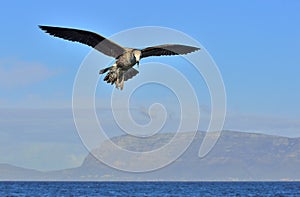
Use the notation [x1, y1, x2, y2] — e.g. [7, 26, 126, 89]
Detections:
[133, 50, 141, 65]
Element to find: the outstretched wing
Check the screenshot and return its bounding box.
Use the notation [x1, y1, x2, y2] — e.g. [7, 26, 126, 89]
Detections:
[39, 25, 125, 58]
[140, 44, 200, 59]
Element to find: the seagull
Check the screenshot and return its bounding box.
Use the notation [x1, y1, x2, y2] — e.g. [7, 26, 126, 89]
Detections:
[39, 25, 200, 90]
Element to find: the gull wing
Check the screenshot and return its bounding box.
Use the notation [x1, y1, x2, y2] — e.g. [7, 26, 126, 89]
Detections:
[140, 44, 200, 59]
[124, 68, 139, 81]
[39, 25, 125, 58]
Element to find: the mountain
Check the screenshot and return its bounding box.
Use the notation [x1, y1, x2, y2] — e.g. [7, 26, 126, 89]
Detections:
[0, 163, 42, 180]
[1, 131, 300, 181]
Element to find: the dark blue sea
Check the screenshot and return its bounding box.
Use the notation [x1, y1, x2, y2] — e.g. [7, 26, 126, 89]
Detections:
[0, 181, 299, 196]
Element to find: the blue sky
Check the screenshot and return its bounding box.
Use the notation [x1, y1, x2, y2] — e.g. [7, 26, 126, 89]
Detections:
[0, 1, 300, 170]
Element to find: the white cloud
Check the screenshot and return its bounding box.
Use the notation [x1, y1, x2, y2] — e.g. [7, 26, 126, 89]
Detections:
[0, 59, 54, 88]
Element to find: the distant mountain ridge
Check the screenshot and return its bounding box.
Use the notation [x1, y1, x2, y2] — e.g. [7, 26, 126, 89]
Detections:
[1, 131, 300, 181]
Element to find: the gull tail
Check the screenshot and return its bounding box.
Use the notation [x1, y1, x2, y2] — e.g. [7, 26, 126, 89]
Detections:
[100, 67, 138, 90]
[103, 70, 117, 84]
[99, 66, 112, 74]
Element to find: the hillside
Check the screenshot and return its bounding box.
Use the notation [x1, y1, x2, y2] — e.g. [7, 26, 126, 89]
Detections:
[1, 131, 299, 181]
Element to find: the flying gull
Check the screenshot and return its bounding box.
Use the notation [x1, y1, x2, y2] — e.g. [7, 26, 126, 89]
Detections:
[39, 25, 200, 90]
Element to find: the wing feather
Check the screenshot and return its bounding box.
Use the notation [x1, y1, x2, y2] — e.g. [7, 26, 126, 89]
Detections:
[39, 25, 125, 58]
[124, 68, 139, 81]
[141, 44, 200, 59]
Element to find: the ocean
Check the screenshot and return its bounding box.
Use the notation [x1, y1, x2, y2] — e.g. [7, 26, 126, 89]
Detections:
[0, 181, 299, 196]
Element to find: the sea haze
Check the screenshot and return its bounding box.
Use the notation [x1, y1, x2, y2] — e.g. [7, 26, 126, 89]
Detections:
[0, 130, 300, 181]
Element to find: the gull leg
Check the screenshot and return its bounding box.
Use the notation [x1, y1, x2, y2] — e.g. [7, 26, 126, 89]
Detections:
[120, 74, 125, 90]
[116, 72, 119, 89]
